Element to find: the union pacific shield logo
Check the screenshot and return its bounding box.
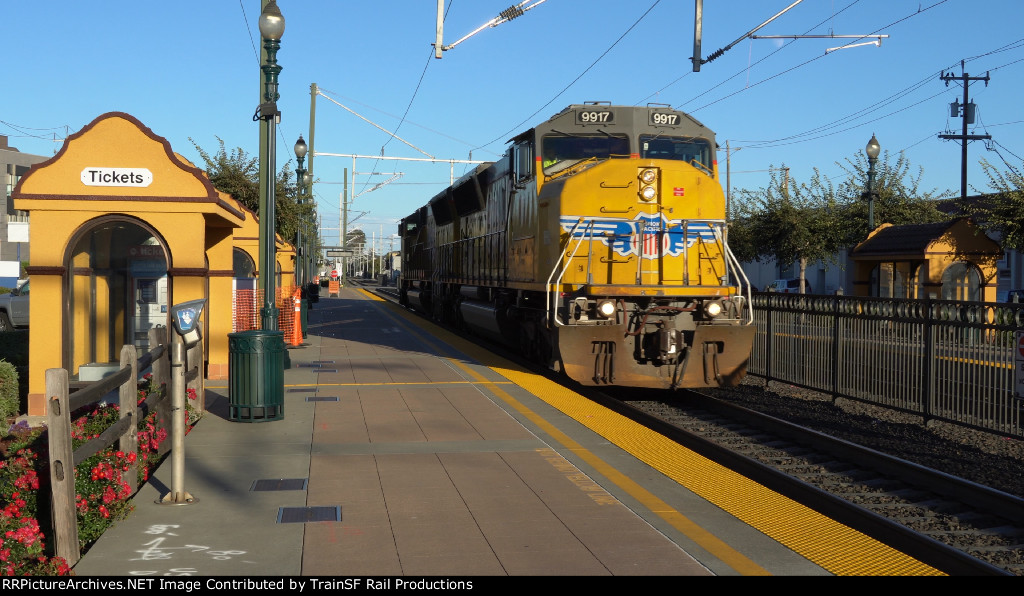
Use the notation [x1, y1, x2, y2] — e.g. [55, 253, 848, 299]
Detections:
[559, 213, 720, 260]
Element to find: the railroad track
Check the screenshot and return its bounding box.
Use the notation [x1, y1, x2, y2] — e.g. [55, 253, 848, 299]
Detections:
[609, 389, 1024, 576]
[365, 285, 1024, 575]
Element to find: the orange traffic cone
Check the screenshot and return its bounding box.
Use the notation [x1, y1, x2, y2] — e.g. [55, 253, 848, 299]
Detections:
[287, 288, 303, 347]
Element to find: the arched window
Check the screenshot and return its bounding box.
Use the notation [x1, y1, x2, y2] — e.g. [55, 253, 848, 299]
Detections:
[940, 262, 982, 301]
[65, 217, 168, 376]
[233, 248, 256, 278]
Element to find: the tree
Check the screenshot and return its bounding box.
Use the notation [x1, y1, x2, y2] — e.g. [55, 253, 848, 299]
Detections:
[189, 138, 316, 246]
[729, 150, 951, 292]
[833, 149, 950, 243]
[955, 157, 1024, 252]
[730, 165, 846, 293]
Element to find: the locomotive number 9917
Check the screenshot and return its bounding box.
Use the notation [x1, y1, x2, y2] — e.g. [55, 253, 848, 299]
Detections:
[576, 110, 614, 124]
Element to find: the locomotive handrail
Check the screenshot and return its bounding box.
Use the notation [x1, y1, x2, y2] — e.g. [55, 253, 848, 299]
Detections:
[551, 219, 592, 327]
[713, 225, 755, 325]
[546, 218, 586, 327]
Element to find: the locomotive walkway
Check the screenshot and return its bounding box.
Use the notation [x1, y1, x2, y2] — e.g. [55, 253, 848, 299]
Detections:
[70, 286, 906, 577]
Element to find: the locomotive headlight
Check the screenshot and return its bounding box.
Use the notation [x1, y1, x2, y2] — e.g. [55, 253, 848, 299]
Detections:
[596, 299, 616, 319]
[638, 168, 659, 202]
[703, 300, 723, 318]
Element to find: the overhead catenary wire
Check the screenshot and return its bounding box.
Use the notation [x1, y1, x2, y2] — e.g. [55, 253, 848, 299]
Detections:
[470, 0, 662, 155]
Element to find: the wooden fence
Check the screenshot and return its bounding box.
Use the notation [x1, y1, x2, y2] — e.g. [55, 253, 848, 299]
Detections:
[44, 326, 203, 566]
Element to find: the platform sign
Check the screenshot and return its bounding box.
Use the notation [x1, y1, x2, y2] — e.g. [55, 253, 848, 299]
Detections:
[1016, 331, 1024, 398]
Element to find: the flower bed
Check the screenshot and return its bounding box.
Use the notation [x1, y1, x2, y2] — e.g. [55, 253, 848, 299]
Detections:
[0, 378, 201, 575]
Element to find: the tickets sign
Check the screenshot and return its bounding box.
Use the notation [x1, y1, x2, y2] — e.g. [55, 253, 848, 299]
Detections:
[81, 167, 153, 187]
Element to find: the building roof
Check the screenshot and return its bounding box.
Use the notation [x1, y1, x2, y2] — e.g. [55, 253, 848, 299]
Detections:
[852, 217, 1001, 259]
[853, 221, 955, 256]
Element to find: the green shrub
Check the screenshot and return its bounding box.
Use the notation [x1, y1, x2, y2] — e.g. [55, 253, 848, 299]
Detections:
[0, 360, 18, 436]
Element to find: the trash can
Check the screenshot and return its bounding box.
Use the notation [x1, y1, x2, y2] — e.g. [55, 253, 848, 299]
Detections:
[227, 329, 285, 422]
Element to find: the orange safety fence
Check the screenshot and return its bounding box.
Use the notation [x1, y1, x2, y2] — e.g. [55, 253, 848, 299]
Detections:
[232, 285, 299, 340]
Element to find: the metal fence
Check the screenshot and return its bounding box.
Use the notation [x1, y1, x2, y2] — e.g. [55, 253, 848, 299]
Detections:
[748, 292, 1024, 438]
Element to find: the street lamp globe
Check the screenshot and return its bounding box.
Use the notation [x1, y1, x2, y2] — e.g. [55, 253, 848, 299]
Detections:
[294, 135, 307, 160]
[865, 134, 880, 160]
[258, 1, 285, 40]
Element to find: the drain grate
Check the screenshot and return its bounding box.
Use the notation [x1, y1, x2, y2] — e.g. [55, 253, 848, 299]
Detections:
[313, 369, 338, 373]
[305, 396, 339, 402]
[296, 364, 323, 368]
[251, 478, 308, 492]
[287, 388, 318, 393]
[311, 360, 336, 364]
[277, 506, 341, 523]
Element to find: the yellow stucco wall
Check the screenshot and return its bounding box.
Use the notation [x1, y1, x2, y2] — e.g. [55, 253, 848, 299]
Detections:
[12, 112, 248, 416]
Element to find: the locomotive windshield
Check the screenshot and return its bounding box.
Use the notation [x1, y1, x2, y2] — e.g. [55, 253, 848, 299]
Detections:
[639, 135, 713, 174]
[541, 132, 630, 176]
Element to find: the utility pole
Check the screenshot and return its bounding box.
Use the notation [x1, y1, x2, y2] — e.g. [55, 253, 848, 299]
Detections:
[939, 61, 991, 199]
[342, 168, 348, 288]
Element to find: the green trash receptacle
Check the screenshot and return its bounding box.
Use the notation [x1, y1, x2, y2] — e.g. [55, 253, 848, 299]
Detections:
[228, 329, 285, 422]
[300, 298, 308, 339]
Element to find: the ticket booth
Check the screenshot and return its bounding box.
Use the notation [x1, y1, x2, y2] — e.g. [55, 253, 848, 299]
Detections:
[12, 112, 249, 415]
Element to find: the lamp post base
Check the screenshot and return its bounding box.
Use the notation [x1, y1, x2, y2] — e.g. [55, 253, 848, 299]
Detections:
[260, 306, 279, 332]
[157, 491, 197, 506]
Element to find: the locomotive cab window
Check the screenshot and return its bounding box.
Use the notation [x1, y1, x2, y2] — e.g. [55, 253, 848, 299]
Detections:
[513, 140, 534, 183]
[541, 133, 630, 176]
[640, 135, 713, 174]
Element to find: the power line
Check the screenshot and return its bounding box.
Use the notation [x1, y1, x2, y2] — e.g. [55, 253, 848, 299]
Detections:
[470, 1, 662, 154]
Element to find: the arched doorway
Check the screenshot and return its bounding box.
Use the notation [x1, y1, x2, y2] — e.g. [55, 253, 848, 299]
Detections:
[65, 217, 168, 377]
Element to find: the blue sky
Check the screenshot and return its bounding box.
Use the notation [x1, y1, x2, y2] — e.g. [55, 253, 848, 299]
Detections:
[5, 1, 1023, 249]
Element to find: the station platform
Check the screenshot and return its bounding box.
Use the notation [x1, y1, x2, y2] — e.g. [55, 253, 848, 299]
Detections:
[70, 286, 933, 577]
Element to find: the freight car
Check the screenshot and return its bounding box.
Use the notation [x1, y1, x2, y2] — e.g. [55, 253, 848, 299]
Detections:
[399, 102, 754, 389]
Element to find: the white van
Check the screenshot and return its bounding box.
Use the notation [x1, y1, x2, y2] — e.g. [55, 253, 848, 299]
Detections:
[766, 278, 812, 294]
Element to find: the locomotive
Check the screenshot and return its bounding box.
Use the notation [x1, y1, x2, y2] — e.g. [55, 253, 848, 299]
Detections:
[398, 103, 754, 389]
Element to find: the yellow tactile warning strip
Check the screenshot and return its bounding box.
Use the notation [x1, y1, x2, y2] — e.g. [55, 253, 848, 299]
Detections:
[356, 290, 943, 576]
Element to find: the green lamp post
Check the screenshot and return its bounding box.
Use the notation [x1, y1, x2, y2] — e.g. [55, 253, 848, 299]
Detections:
[257, 0, 284, 331]
[294, 134, 307, 288]
[864, 134, 880, 233]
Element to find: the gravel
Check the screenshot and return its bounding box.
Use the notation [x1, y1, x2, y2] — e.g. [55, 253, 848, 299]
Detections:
[703, 376, 1024, 500]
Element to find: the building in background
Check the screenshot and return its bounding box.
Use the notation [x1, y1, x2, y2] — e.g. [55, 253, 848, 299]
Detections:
[1, 135, 46, 287]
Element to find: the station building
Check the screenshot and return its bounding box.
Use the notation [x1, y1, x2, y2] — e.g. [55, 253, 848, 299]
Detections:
[11, 112, 294, 416]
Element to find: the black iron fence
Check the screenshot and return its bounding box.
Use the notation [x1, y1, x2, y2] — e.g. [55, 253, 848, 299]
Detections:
[748, 293, 1024, 438]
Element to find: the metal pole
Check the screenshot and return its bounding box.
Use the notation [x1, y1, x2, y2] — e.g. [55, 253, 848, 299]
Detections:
[867, 157, 877, 231]
[342, 168, 349, 287]
[263, 109, 279, 330]
[435, 0, 444, 58]
[307, 82, 317, 285]
[692, 0, 703, 72]
[295, 152, 304, 288]
[960, 68, 969, 200]
[258, 0, 283, 331]
[158, 337, 195, 505]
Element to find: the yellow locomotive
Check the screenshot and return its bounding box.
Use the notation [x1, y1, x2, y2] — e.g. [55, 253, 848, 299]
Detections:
[399, 103, 754, 389]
